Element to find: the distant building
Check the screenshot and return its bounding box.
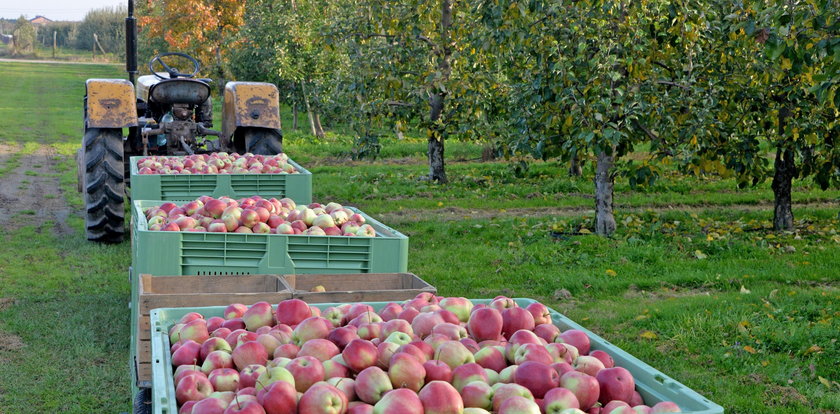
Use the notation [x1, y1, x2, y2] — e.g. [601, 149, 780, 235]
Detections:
[29, 16, 52, 26]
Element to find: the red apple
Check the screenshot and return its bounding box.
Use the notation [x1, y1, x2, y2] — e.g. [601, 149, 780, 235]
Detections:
[327, 326, 359, 350]
[525, 302, 552, 325]
[242, 302, 275, 331]
[451, 363, 489, 393]
[461, 380, 494, 410]
[172, 340, 201, 367]
[502, 307, 536, 339]
[491, 383, 534, 412]
[515, 361, 560, 398]
[208, 368, 240, 392]
[561, 371, 601, 410]
[257, 381, 297, 414]
[543, 387, 581, 413]
[239, 364, 267, 390]
[373, 388, 424, 414]
[534, 324, 561, 343]
[355, 366, 393, 404]
[468, 308, 504, 343]
[419, 380, 465, 414]
[651, 402, 681, 413]
[232, 341, 269, 370]
[596, 367, 635, 405]
[285, 355, 325, 392]
[589, 350, 615, 369]
[474, 346, 507, 372]
[343, 339, 379, 373]
[299, 338, 340, 362]
[559, 330, 591, 356]
[175, 374, 213, 405]
[388, 352, 426, 392]
[276, 299, 312, 326]
[498, 395, 540, 413]
[603, 401, 633, 414]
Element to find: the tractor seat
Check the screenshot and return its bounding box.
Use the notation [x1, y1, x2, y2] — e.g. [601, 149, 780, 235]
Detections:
[148, 78, 211, 106]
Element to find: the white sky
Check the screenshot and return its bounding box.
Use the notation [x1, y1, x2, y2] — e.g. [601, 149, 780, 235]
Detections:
[0, 0, 126, 22]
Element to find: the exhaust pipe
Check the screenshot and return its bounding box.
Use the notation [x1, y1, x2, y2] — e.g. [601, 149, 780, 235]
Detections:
[126, 0, 138, 86]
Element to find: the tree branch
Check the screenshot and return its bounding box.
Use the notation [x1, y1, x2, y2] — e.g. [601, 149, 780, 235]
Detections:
[656, 80, 691, 90]
[386, 100, 414, 107]
[416, 35, 436, 49]
[652, 61, 675, 74]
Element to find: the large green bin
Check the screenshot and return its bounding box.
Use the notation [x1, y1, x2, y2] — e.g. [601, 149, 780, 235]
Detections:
[129, 156, 312, 204]
[149, 299, 723, 414]
[131, 200, 408, 277]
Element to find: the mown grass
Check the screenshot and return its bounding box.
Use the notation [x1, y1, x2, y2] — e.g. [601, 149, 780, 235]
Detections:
[0, 60, 838, 413]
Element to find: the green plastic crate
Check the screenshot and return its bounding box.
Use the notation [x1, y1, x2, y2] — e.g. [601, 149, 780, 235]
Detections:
[131, 200, 408, 277]
[149, 299, 723, 414]
[129, 156, 312, 204]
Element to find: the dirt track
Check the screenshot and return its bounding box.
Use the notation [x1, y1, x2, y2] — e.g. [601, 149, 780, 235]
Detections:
[0, 142, 73, 234]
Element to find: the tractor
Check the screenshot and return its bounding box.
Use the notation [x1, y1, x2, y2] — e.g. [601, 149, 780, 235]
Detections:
[77, 1, 283, 244]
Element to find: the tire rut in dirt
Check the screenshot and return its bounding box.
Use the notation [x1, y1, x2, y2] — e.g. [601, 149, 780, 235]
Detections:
[83, 128, 125, 243]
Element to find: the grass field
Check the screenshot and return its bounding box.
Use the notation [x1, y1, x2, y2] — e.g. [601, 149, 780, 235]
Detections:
[0, 60, 837, 413]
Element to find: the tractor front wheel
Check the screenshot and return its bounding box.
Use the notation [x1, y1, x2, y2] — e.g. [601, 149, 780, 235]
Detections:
[82, 127, 125, 243]
[243, 127, 283, 155]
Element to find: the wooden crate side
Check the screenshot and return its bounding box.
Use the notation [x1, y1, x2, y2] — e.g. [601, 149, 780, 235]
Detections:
[137, 338, 152, 383]
[284, 273, 433, 292]
[293, 289, 431, 303]
[140, 274, 286, 295]
[139, 292, 293, 314]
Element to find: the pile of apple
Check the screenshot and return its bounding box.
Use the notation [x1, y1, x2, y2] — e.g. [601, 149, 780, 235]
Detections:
[168, 295, 682, 414]
[136, 153, 300, 175]
[143, 196, 377, 236]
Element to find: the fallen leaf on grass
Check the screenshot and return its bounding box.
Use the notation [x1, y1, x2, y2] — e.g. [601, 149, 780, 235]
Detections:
[605, 269, 617, 277]
[743, 345, 758, 354]
[740, 285, 751, 294]
[694, 250, 707, 259]
[803, 345, 823, 355]
[639, 331, 658, 340]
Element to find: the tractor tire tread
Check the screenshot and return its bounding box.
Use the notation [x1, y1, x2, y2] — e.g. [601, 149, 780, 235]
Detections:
[245, 128, 283, 155]
[83, 128, 125, 243]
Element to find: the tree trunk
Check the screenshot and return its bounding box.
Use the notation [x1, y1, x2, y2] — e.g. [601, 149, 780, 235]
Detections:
[426, 0, 452, 183]
[428, 95, 447, 183]
[594, 150, 616, 236]
[313, 112, 325, 138]
[569, 153, 582, 177]
[292, 105, 298, 131]
[771, 107, 796, 231]
[300, 82, 317, 136]
[771, 146, 795, 231]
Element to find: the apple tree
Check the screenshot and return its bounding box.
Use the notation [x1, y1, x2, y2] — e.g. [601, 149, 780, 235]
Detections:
[682, 0, 839, 231]
[326, 0, 494, 182]
[473, 0, 705, 235]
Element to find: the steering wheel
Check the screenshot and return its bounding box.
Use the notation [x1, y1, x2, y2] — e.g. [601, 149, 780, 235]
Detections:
[149, 52, 200, 79]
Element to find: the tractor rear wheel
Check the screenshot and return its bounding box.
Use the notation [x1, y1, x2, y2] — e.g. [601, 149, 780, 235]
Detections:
[83, 127, 125, 243]
[243, 127, 283, 155]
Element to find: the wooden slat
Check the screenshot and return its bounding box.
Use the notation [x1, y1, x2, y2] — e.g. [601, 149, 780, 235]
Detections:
[284, 273, 436, 303]
[137, 362, 153, 385]
[140, 292, 293, 313]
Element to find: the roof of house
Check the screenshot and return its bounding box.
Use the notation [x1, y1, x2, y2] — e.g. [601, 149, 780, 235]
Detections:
[30, 16, 53, 24]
